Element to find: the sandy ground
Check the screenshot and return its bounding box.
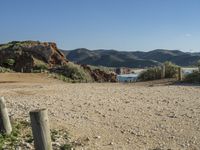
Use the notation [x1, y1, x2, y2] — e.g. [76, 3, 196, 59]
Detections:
[0, 73, 200, 150]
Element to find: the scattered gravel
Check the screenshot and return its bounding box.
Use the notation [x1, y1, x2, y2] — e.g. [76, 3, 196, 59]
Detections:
[0, 73, 200, 149]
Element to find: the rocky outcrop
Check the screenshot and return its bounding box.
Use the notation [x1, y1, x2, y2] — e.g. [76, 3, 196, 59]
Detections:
[0, 41, 68, 72]
[0, 41, 116, 82]
[81, 65, 116, 82]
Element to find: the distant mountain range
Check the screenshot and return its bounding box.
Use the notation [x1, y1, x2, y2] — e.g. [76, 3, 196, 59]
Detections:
[61, 49, 200, 68]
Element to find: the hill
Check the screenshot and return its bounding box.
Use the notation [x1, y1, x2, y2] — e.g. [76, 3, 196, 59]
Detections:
[0, 41, 116, 82]
[62, 49, 160, 68]
[62, 48, 200, 68]
[0, 41, 68, 72]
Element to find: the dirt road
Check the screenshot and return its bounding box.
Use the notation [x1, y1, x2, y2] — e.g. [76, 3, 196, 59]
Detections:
[0, 73, 200, 149]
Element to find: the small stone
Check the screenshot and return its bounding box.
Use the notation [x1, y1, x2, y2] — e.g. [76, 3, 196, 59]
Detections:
[121, 130, 125, 134]
[109, 142, 114, 145]
[95, 135, 101, 139]
[85, 137, 90, 141]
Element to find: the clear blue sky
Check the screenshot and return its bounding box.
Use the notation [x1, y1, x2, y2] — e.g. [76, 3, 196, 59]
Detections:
[0, 0, 200, 52]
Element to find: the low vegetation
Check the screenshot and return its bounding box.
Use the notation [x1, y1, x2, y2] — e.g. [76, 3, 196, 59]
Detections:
[0, 119, 73, 150]
[0, 41, 40, 50]
[184, 70, 200, 83]
[88, 65, 115, 74]
[48, 73, 74, 83]
[3, 59, 15, 67]
[33, 57, 48, 71]
[63, 63, 93, 81]
[0, 67, 14, 73]
[164, 61, 179, 78]
[139, 61, 179, 81]
[49, 62, 94, 83]
[181, 60, 200, 83]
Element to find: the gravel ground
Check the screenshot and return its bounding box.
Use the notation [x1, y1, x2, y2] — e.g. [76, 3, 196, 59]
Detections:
[0, 73, 200, 150]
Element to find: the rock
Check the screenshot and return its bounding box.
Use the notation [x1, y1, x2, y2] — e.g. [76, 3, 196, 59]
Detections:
[95, 136, 101, 139]
[167, 112, 177, 118]
[109, 142, 114, 145]
[81, 64, 117, 82]
[0, 41, 68, 72]
[85, 137, 90, 141]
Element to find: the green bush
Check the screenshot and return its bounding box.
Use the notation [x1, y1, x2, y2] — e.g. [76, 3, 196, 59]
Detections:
[197, 60, 200, 71]
[184, 70, 200, 83]
[164, 61, 179, 78]
[33, 57, 48, 71]
[51, 63, 93, 82]
[62, 63, 92, 81]
[49, 73, 72, 82]
[138, 67, 161, 81]
[138, 61, 179, 81]
[60, 144, 73, 150]
[3, 59, 15, 66]
[0, 67, 14, 73]
[34, 64, 48, 70]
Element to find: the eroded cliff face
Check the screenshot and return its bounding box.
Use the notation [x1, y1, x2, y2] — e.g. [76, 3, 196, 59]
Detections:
[0, 41, 68, 72]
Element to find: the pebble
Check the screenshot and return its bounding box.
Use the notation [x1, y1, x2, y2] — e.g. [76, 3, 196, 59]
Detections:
[109, 142, 114, 145]
[95, 136, 101, 139]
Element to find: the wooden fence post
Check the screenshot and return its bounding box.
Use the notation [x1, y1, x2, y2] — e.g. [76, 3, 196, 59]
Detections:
[0, 97, 12, 135]
[30, 109, 52, 150]
[178, 67, 183, 81]
[161, 65, 165, 79]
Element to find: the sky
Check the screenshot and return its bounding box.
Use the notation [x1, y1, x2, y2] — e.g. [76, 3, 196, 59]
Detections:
[0, 0, 200, 52]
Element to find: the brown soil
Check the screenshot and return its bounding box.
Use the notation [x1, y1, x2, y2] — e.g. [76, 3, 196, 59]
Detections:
[0, 73, 200, 150]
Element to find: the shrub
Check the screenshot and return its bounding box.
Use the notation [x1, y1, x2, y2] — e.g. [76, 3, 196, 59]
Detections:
[49, 73, 72, 82]
[3, 59, 15, 66]
[62, 63, 93, 81]
[34, 64, 48, 70]
[50, 63, 93, 82]
[164, 61, 179, 78]
[138, 67, 161, 81]
[184, 70, 200, 83]
[0, 66, 14, 73]
[138, 61, 179, 81]
[33, 57, 48, 71]
[197, 60, 200, 71]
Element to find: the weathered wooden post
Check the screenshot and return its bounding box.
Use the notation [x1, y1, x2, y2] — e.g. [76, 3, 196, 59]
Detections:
[0, 97, 12, 135]
[30, 109, 52, 150]
[178, 67, 183, 81]
[161, 65, 165, 79]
